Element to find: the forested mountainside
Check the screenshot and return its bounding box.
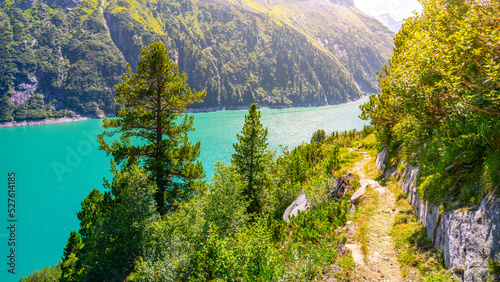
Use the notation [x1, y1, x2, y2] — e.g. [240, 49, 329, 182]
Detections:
[0, 0, 394, 121]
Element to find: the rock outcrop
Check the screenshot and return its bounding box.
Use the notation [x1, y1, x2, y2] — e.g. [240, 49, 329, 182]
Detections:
[350, 178, 387, 204]
[435, 197, 500, 281]
[377, 147, 500, 281]
[283, 190, 310, 221]
[375, 147, 388, 171]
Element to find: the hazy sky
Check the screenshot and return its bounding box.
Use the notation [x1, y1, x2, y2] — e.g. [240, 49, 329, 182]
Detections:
[353, 0, 423, 21]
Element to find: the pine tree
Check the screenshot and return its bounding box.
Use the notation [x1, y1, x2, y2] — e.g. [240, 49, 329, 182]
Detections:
[310, 129, 326, 144]
[80, 165, 157, 281]
[60, 231, 82, 282]
[98, 42, 206, 215]
[62, 231, 82, 261]
[232, 103, 269, 215]
[0, 96, 14, 122]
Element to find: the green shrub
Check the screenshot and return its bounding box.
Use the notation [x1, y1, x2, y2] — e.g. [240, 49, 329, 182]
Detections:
[286, 199, 349, 244]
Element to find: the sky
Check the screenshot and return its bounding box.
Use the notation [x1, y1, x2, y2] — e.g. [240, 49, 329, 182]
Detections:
[353, 0, 423, 21]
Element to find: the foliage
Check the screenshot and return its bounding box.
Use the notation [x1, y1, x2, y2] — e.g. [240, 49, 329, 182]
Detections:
[232, 103, 269, 215]
[28, 120, 378, 280]
[389, 182, 458, 281]
[360, 0, 500, 205]
[487, 254, 500, 281]
[19, 263, 61, 282]
[80, 164, 159, 281]
[325, 145, 340, 177]
[311, 129, 326, 144]
[98, 42, 206, 215]
[76, 188, 111, 241]
[0, 0, 124, 120]
[0, 95, 14, 121]
[191, 221, 279, 281]
[60, 231, 83, 282]
[191, 199, 349, 281]
[286, 199, 349, 244]
[204, 162, 249, 238]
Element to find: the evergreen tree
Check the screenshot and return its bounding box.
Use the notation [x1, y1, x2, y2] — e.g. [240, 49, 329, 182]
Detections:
[60, 231, 82, 282]
[80, 165, 157, 281]
[13, 102, 28, 120]
[232, 103, 269, 215]
[98, 42, 206, 215]
[76, 189, 110, 241]
[0, 96, 14, 122]
[27, 94, 48, 120]
[310, 129, 326, 144]
[62, 231, 82, 262]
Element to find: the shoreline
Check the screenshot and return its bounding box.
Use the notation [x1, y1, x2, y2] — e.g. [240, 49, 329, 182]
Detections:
[186, 94, 369, 113]
[0, 95, 370, 128]
[0, 116, 91, 128]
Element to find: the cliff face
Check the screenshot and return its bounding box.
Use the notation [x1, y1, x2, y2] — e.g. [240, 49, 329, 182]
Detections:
[0, 0, 393, 121]
[379, 150, 500, 281]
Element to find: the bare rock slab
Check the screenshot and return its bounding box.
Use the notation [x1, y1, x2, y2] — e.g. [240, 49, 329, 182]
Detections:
[283, 190, 310, 221]
[375, 148, 388, 171]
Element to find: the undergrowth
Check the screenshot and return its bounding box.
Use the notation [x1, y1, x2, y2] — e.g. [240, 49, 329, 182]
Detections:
[352, 185, 378, 259]
[388, 181, 458, 281]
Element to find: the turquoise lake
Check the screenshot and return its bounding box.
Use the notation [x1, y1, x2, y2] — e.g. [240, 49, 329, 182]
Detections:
[0, 98, 369, 280]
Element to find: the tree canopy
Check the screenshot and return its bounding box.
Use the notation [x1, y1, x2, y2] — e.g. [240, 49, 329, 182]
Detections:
[98, 42, 206, 214]
[360, 0, 500, 204]
[232, 103, 270, 215]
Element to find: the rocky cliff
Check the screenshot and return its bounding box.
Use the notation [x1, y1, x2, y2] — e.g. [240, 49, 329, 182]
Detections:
[378, 150, 500, 281]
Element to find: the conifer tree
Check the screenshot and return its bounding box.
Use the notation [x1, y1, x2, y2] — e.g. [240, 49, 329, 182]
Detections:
[98, 42, 206, 214]
[0, 96, 14, 122]
[232, 103, 269, 215]
[60, 231, 82, 282]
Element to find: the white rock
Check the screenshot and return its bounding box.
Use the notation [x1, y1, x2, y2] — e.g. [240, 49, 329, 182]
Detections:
[375, 148, 388, 171]
[400, 165, 500, 280]
[283, 190, 310, 221]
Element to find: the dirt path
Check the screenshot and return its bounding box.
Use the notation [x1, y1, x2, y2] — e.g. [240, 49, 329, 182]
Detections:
[346, 150, 402, 281]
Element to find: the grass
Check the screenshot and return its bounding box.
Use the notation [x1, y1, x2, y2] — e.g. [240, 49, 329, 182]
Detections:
[352, 185, 378, 259]
[363, 153, 382, 180]
[388, 181, 459, 281]
[332, 254, 356, 280]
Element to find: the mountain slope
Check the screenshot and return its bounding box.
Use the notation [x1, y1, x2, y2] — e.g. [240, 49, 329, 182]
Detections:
[0, 0, 394, 121]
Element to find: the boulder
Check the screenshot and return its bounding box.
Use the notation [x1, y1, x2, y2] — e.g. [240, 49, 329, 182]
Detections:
[375, 148, 388, 171]
[283, 190, 310, 221]
[350, 179, 380, 203]
[350, 186, 366, 204]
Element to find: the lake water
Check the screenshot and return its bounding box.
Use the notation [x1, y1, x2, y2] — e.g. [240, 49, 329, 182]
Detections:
[0, 98, 368, 280]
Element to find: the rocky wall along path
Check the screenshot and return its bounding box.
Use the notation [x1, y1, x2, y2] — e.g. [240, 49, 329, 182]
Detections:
[379, 150, 500, 281]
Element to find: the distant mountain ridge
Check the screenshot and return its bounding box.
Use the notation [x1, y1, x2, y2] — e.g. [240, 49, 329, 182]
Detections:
[0, 0, 394, 121]
[373, 13, 403, 33]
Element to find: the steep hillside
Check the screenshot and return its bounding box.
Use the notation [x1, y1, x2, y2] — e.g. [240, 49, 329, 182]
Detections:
[0, 0, 393, 121]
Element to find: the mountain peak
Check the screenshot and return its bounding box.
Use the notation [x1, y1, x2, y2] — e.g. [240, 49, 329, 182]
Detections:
[373, 13, 403, 33]
[327, 0, 354, 7]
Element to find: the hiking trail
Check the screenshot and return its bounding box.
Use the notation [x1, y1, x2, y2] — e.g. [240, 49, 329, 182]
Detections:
[345, 150, 402, 281]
